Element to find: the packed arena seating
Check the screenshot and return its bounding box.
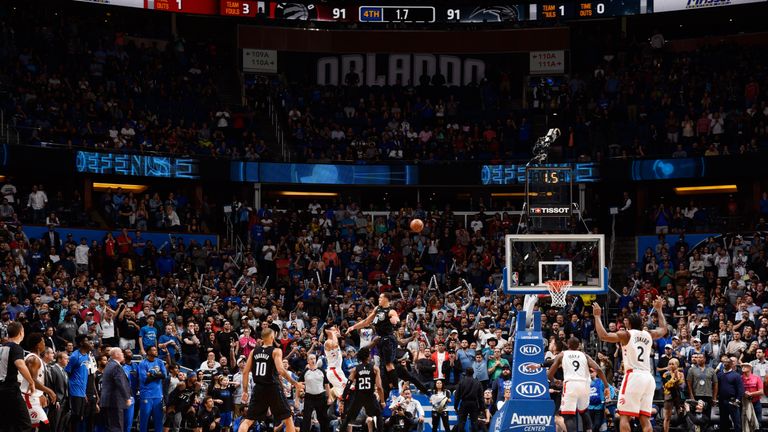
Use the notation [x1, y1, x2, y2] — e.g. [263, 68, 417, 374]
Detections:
[0, 6, 270, 160]
[0, 180, 212, 233]
[3, 2, 767, 165]
[567, 43, 768, 159]
[273, 44, 768, 163]
[4, 1, 768, 432]
[7, 196, 768, 431]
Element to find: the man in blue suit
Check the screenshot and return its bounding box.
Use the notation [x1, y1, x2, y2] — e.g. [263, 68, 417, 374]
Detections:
[100, 348, 132, 432]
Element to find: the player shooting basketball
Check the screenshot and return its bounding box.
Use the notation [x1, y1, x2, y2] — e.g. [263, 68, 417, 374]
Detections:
[346, 292, 400, 395]
[593, 297, 667, 432]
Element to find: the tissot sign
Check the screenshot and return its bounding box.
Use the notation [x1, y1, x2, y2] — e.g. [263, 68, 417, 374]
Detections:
[315, 53, 486, 86]
[529, 206, 572, 216]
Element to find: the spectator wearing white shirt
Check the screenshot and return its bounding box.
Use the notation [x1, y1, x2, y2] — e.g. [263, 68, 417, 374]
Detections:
[390, 388, 425, 430]
[730, 271, 747, 289]
[689, 252, 706, 279]
[75, 238, 90, 272]
[120, 122, 135, 142]
[470, 215, 483, 234]
[215, 109, 231, 129]
[710, 111, 725, 136]
[163, 205, 180, 229]
[27, 184, 48, 224]
[1, 181, 17, 205]
[716, 249, 731, 278]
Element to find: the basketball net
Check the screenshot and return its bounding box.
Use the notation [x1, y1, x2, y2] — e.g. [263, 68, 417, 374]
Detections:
[544, 280, 572, 308]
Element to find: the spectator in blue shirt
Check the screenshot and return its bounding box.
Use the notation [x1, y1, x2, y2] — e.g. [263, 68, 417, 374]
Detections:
[66, 335, 95, 432]
[342, 347, 358, 375]
[158, 324, 181, 363]
[138, 346, 167, 432]
[138, 315, 158, 356]
[156, 251, 175, 276]
[472, 351, 490, 387]
[588, 368, 607, 432]
[456, 340, 476, 370]
[4, 296, 26, 320]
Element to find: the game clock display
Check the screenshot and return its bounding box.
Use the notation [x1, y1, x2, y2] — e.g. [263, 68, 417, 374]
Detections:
[359, 6, 435, 23]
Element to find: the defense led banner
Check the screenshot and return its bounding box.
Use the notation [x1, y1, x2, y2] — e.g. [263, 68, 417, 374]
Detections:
[481, 163, 599, 185]
[75, 151, 200, 179]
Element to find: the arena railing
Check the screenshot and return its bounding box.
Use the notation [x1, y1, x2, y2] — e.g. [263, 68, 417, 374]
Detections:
[268, 96, 290, 162]
[0, 110, 20, 146]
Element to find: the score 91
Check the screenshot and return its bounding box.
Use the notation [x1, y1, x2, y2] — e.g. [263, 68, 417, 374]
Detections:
[333, 7, 346, 19]
[446, 8, 460, 20]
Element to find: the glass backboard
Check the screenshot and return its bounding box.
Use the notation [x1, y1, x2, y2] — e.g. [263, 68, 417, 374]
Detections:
[504, 234, 607, 294]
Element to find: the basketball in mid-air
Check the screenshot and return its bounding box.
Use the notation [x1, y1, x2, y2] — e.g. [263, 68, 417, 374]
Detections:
[410, 218, 424, 233]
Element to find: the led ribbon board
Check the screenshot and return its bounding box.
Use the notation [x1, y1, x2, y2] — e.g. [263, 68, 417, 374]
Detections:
[75, 151, 200, 179]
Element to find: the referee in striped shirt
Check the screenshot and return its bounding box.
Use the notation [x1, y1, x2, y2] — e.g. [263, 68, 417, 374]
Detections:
[300, 354, 332, 432]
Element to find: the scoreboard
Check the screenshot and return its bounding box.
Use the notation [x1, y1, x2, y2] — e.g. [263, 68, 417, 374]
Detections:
[73, 0, 768, 23]
[533, 1, 641, 20]
[526, 166, 573, 232]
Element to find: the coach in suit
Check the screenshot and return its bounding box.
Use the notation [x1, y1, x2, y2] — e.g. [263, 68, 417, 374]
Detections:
[49, 351, 70, 432]
[100, 348, 133, 432]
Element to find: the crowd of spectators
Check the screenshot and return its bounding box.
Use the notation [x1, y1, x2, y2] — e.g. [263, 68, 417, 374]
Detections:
[0, 180, 88, 227]
[564, 42, 768, 160]
[97, 189, 214, 233]
[1, 3, 269, 161]
[4, 193, 768, 431]
[0, 179, 212, 234]
[3, 3, 767, 166]
[271, 40, 768, 163]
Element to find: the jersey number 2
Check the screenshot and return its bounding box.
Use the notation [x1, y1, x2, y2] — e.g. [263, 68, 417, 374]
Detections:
[636, 346, 645, 362]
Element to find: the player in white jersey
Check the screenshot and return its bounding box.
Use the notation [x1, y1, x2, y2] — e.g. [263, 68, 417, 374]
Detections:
[324, 326, 347, 399]
[18, 333, 56, 427]
[593, 297, 667, 432]
[548, 337, 609, 432]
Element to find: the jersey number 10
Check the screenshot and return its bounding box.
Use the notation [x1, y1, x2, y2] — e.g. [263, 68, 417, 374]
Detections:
[254, 362, 268, 376]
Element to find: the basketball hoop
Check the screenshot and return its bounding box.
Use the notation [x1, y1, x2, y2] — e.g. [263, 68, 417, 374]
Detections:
[544, 280, 572, 308]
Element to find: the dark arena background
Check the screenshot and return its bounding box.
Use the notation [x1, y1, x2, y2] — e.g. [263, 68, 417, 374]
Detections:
[1, 0, 768, 431]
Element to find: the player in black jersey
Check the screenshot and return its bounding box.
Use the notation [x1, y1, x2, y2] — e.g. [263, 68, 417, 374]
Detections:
[238, 327, 304, 432]
[339, 346, 385, 432]
[346, 292, 400, 395]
